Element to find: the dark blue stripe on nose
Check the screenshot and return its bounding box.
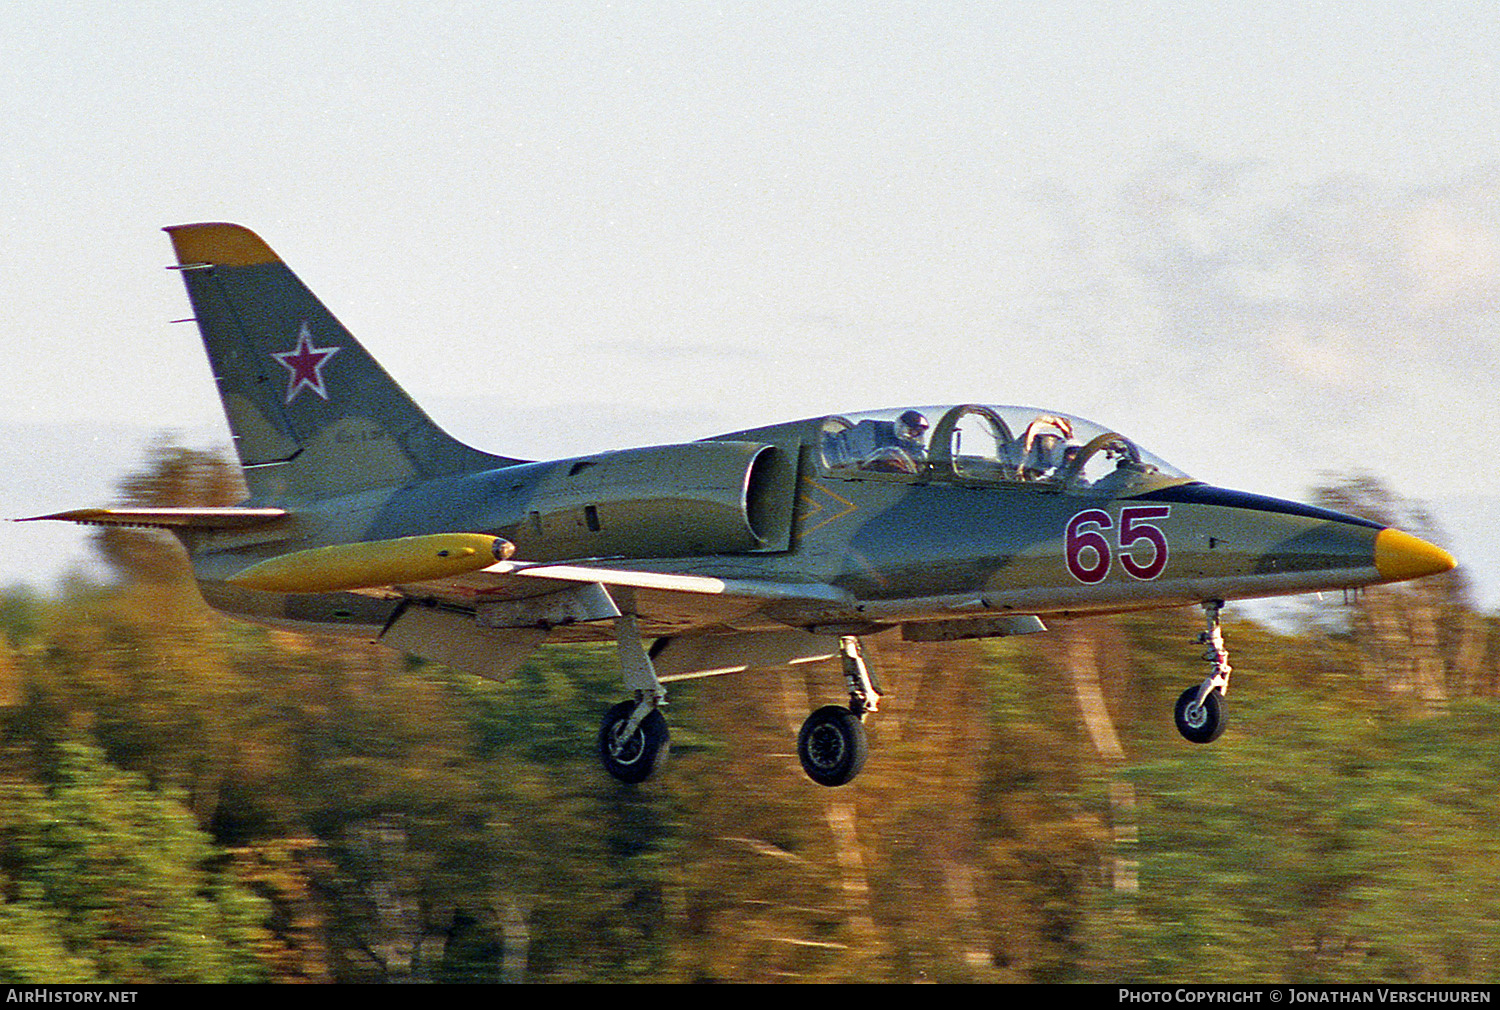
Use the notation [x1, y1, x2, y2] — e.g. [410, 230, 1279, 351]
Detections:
[1131, 483, 1384, 530]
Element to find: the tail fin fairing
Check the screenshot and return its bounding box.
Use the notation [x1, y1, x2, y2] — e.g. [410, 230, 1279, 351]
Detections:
[165, 223, 522, 503]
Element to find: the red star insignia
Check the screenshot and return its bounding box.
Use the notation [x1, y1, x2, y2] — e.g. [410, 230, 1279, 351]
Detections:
[272, 323, 340, 404]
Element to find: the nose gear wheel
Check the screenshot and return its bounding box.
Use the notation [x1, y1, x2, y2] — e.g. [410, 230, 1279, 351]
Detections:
[1174, 600, 1232, 744]
[1173, 685, 1226, 743]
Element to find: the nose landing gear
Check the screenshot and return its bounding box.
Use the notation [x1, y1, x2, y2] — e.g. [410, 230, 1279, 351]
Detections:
[1174, 600, 1231, 744]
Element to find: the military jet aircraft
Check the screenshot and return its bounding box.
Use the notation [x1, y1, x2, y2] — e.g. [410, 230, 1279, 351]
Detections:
[26, 223, 1456, 787]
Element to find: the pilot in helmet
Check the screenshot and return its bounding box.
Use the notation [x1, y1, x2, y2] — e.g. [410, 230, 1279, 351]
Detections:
[1020, 415, 1074, 480]
[895, 409, 930, 462]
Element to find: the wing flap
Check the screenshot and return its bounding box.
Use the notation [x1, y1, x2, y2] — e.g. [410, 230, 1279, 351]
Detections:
[378, 560, 854, 639]
[485, 561, 853, 603]
[379, 606, 546, 682]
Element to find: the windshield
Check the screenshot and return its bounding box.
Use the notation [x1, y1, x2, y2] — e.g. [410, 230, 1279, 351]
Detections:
[818, 404, 1190, 492]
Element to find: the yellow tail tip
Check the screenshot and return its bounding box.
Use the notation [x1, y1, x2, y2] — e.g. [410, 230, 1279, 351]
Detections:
[1375, 528, 1456, 583]
[164, 223, 281, 268]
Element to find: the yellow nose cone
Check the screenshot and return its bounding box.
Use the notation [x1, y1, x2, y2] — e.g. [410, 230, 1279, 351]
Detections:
[1375, 528, 1456, 583]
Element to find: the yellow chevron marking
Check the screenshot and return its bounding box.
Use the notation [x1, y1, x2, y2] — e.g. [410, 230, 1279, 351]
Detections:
[799, 479, 858, 534]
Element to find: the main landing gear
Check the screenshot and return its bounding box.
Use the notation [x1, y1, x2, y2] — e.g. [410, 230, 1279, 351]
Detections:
[597, 622, 884, 788]
[795, 636, 882, 787]
[598, 699, 670, 783]
[598, 614, 671, 784]
[1174, 600, 1232, 744]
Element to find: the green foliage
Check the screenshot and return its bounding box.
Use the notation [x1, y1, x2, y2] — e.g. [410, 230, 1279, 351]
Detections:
[96, 441, 246, 586]
[0, 740, 269, 982]
[430, 648, 695, 982]
[7, 577, 1500, 982]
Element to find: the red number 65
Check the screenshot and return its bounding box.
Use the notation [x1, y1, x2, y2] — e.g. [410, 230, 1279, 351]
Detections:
[1066, 506, 1171, 584]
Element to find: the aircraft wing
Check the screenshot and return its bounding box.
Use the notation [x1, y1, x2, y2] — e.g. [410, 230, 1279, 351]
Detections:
[374, 558, 857, 682]
[20, 506, 854, 655]
[383, 558, 857, 642]
[485, 560, 851, 603]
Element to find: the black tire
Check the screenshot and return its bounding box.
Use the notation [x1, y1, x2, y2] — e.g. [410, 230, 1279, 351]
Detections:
[797, 705, 869, 786]
[1174, 686, 1227, 744]
[598, 701, 670, 784]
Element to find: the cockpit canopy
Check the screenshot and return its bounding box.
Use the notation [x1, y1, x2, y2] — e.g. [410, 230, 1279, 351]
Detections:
[818, 404, 1191, 494]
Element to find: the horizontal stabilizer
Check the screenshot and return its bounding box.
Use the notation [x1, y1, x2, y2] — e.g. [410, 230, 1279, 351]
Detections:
[18, 507, 289, 530]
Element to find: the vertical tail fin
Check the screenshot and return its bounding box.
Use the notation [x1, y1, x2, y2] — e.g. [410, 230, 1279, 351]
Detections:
[165, 223, 521, 502]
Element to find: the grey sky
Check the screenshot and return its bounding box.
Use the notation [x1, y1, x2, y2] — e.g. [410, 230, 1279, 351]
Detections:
[2, 3, 1496, 600]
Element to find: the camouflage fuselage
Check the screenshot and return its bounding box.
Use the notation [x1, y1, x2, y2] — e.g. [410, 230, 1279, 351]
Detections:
[184, 415, 1390, 643]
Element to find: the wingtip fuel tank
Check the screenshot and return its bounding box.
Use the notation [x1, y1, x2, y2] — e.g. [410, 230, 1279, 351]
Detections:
[228, 533, 513, 594]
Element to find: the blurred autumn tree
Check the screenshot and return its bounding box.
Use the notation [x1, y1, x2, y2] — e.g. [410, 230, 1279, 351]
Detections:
[1313, 474, 1487, 709]
[94, 439, 246, 588]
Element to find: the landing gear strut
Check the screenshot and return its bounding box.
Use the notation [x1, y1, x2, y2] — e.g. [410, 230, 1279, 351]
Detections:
[796, 636, 882, 787]
[599, 614, 670, 784]
[1174, 600, 1231, 744]
[599, 624, 887, 787]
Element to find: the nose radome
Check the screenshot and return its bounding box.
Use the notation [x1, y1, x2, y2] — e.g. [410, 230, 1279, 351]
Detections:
[1374, 528, 1457, 583]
